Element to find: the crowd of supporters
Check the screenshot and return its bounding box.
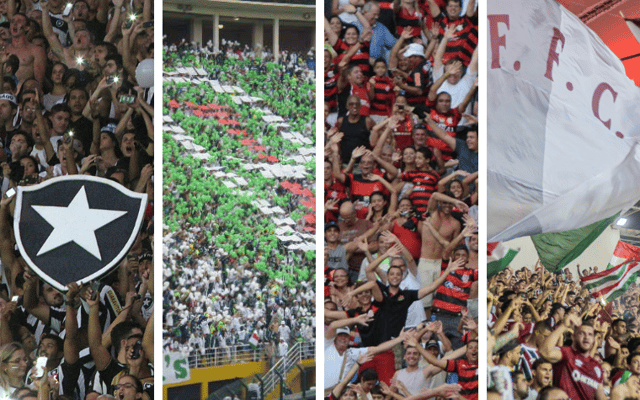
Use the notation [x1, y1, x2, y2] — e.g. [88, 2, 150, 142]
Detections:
[0, 0, 155, 398]
[324, 0, 479, 398]
[162, 40, 316, 366]
[487, 263, 640, 400]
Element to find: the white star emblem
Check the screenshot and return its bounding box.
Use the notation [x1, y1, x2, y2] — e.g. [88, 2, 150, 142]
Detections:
[32, 186, 127, 260]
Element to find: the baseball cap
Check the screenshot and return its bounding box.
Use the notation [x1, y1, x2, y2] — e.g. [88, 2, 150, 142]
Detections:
[403, 43, 425, 58]
[336, 327, 350, 336]
[101, 123, 117, 133]
[425, 339, 439, 349]
[325, 221, 340, 231]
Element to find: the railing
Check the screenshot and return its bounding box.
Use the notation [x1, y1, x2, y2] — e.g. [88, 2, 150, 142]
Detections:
[205, 341, 315, 400]
[260, 341, 315, 396]
[187, 344, 266, 368]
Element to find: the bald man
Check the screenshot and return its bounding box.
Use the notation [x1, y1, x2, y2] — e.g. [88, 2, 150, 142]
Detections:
[338, 201, 378, 282]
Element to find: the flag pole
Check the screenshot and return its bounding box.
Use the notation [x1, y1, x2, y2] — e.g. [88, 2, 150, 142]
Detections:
[599, 294, 613, 320]
[618, 11, 640, 62]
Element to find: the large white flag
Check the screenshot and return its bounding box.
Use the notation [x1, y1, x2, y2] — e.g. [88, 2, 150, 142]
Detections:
[488, 0, 640, 242]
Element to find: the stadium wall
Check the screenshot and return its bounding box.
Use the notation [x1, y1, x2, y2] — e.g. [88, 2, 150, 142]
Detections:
[164, 0, 315, 55]
[164, 361, 270, 400]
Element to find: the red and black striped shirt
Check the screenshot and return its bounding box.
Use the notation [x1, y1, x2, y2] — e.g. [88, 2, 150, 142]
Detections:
[445, 358, 478, 400]
[396, 7, 423, 38]
[433, 267, 478, 313]
[425, 98, 461, 160]
[333, 39, 372, 77]
[325, 64, 339, 110]
[344, 172, 389, 219]
[437, 14, 478, 66]
[400, 170, 440, 214]
[369, 76, 395, 117]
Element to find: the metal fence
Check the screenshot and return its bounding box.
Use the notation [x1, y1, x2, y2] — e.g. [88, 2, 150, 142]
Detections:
[205, 341, 315, 400]
[259, 341, 315, 396]
[187, 344, 266, 368]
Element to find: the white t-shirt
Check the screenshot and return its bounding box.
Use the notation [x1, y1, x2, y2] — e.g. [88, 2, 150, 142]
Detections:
[324, 337, 368, 389]
[434, 67, 478, 125]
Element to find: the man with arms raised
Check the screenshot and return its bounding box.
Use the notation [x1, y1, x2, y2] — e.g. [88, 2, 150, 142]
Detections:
[539, 315, 606, 400]
[6, 13, 45, 84]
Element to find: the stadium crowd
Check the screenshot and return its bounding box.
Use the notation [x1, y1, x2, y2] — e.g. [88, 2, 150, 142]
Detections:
[324, 0, 479, 398]
[487, 263, 640, 400]
[0, 0, 156, 398]
[162, 39, 316, 366]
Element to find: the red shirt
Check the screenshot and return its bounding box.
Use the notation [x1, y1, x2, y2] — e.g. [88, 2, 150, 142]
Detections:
[446, 358, 478, 400]
[425, 99, 461, 160]
[552, 346, 603, 400]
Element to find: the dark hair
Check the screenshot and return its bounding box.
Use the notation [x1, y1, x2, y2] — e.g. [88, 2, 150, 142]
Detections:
[118, 375, 143, 393]
[95, 41, 118, 58]
[415, 146, 433, 164]
[5, 55, 19, 76]
[612, 318, 626, 328]
[66, 86, 89, 102]
[49, 103, 71, 117]
[532, 358, 552, 371]
[550, 303, 565, 316]
[18, 155, 40, 173]
[373, 57, 387, 68]
[627, 351, 640, 366]
[40, 333, 64, 353]
[111, 321, 143, 355]
[2, 76, 16, 94]
[370, 385, 383, 396]
[360, 368, 378, 382]
[453, 245, 468, 255]
[105, 54, 124, 70]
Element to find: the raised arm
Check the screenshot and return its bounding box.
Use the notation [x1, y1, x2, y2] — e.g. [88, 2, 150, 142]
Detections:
[428, 60, 462, 101]
[539, 314, 580, 364]
[325, 313, 373, 340]
[87, 287, 112, 371]
[424, 114, 456, 151]
[63, 283, 83, 365]
[457, 77, 478, 114]
[324, 16, 340, 47]
[418, 257, 464, 299]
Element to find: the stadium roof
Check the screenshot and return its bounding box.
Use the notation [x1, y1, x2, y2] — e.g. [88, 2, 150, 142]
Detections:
[164, 0, 314, 22]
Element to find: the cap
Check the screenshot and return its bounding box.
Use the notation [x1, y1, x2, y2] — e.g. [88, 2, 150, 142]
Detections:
[336, 327, 350, 336]
[101, 123, 117, 133]
[425, 339, 439, 349]
[325, 221, 340, 231]
[0, 93, 17, 105]
[403, 43, 425, 58]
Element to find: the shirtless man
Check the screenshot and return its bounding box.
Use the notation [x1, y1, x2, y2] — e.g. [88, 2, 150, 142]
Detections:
[417, 192, 464, 314]
[6, 13, 46, 85]
[610, 352, 640, 400]
[42, 0, 94, 71]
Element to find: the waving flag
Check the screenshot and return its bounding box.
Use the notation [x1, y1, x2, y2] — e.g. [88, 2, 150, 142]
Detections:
[488, 0, 640, 242]
[487, 242, 519, 278]
[581, 241, 640, 302]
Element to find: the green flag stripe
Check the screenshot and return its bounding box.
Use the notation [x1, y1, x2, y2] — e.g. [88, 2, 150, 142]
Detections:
[487, 249, 519, 278]
[605, 272, 640, 301]
[593, 263, 640, 299]
[585, 262, 632, 290]
[532, 213, 619, 272]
